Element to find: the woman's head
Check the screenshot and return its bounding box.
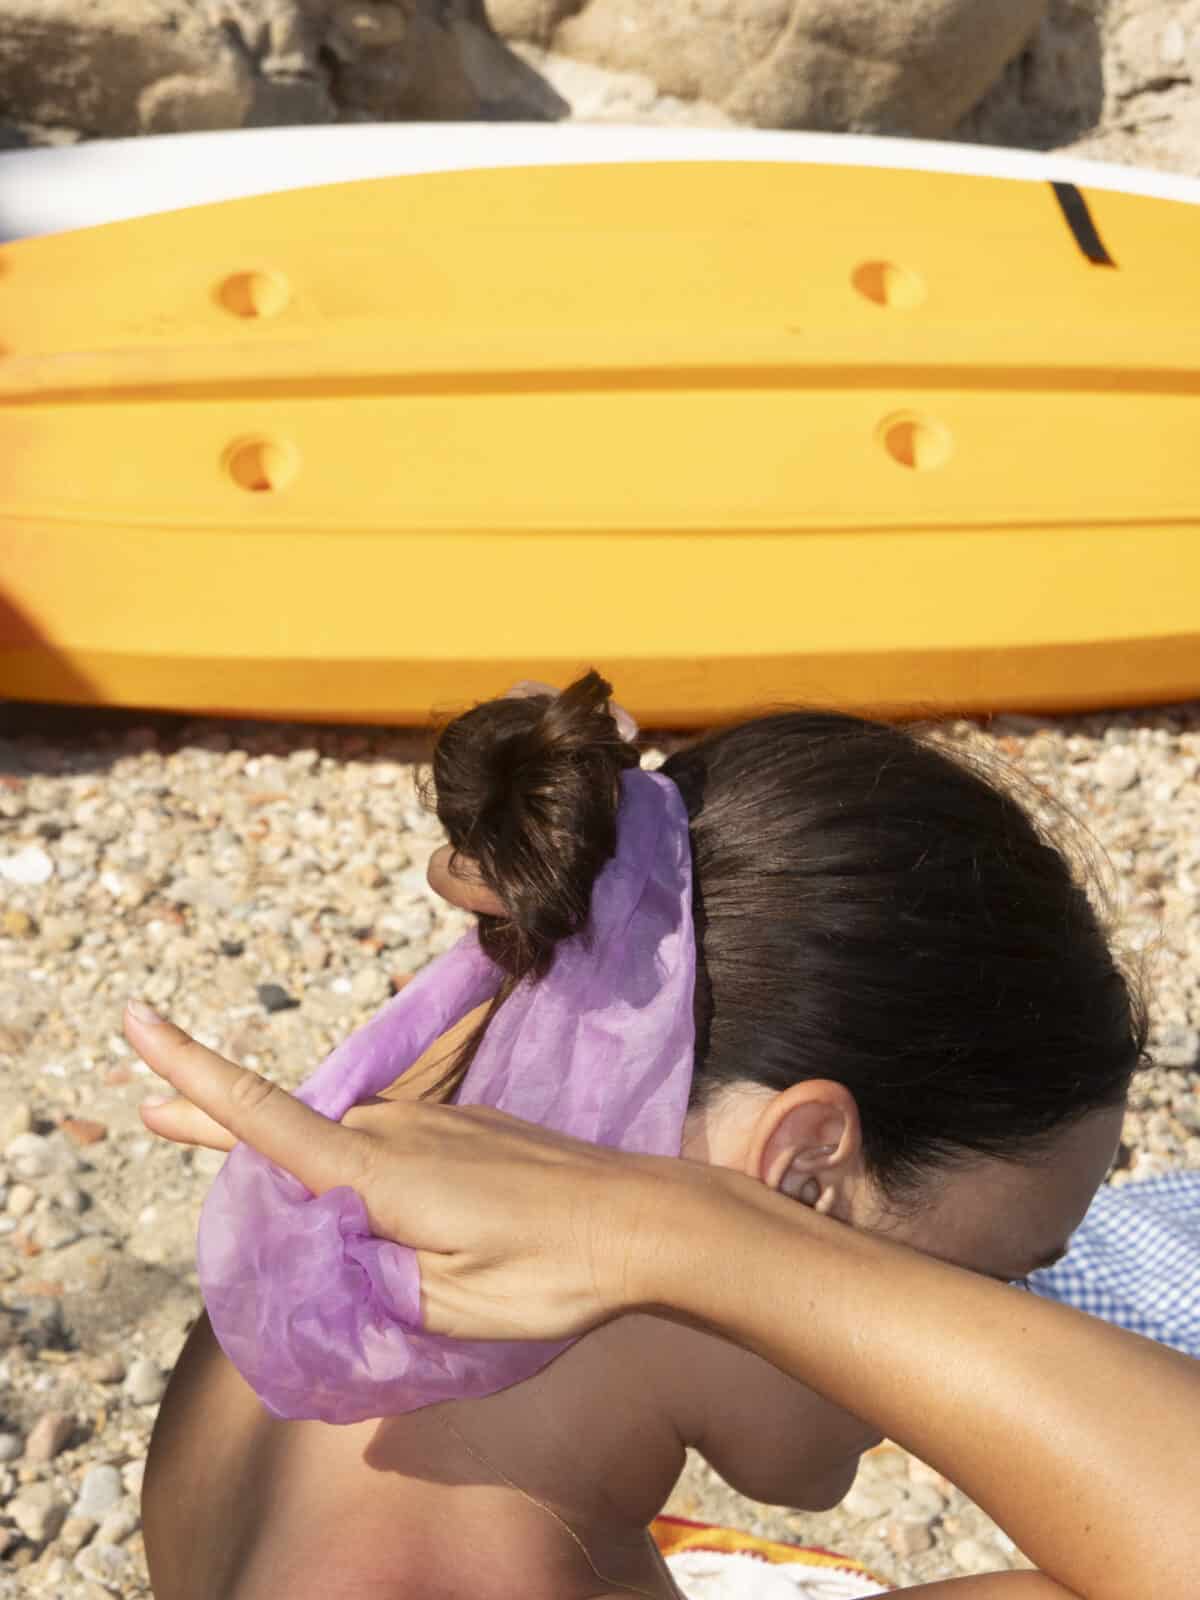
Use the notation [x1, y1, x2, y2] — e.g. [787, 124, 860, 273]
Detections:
[425, 672, 1145, 1253]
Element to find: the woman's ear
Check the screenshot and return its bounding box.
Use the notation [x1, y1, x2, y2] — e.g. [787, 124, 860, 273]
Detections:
[746, 1082, 865, 1207]
[427, 844, 508, 918]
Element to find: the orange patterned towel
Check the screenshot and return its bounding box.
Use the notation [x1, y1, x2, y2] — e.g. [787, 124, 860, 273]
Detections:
[651, 1516, 893, 1598]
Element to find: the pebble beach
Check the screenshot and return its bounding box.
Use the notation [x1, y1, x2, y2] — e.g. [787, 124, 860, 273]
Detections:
[1, 699, 1198, 1596]
[3, 2, 1200, 1588]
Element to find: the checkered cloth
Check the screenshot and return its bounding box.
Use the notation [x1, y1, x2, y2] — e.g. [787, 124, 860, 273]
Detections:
[1025, 1171, 1200, 1358]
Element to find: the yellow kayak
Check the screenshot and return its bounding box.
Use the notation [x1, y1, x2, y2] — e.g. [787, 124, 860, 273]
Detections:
[2, 136, 1199, 726]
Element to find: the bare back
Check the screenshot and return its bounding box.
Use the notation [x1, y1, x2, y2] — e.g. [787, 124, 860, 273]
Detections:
[143, 1284, 881, 1600]
[142, 1022, 875, 1599]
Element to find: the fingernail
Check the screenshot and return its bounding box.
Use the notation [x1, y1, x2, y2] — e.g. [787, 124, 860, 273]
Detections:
[141, 1096, 173, 1109]
[127, 998, 164, 1025]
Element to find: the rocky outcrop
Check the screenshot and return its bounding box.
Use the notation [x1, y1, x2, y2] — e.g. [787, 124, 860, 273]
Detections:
[494, 0, 1050, 135]
[0, 0, 567, 140]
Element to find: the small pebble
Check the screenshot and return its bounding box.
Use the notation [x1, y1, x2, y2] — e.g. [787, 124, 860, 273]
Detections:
[85, 1352, 127, 1385]
[9, 1483, 68, 1543]
[23, 1409, 75, 1463]
[1094, 745, 1140, 792]
[0, 844, 54, 884]
[0, 1101, 33, 1144]
[256, 982, 300, 1013]
[350, 963, 393, 1007]
[953, 1536, 1003, 1575]
[1161, 18, 1187, 64]
[96, 1503, 140, 1545]
[6, 1181, 37, 1218]
[75, 1539, 135, 1591]
[4, 1131, 49, 1177]
[123, 1355, 166, 1406]
[1, 908, 37, 938]
[888, 1515, 935, 1557]
[903, 1482, 949, 1518]
[57, 1513, 98, 1557]
[840, 1479, 903, 1520]
[906, 1457, 953, 1493]
[1156, 1023, 1199, 1070]
[60, 1118, 108, 1147]
[31, 1213, 83, 1251]
[43, 1175, 87, 1214]
[0, 1432, 24, 1462]
[6, 1130, 80, 1179]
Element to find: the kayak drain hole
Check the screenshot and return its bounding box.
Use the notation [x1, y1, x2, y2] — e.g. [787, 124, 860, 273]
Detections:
[880, 413, 953, 472]
[225, 437, 300, 493]
[218, 270, 291, 319]
[852, 261, 926, 310]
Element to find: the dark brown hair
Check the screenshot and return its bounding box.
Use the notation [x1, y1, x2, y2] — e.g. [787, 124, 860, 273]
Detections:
[425, 673, 1147, 1198]
[423, 671, 638, 1094]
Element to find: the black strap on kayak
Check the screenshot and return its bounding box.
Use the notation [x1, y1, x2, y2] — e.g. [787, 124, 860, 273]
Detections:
[1050, 181, 1116, 267]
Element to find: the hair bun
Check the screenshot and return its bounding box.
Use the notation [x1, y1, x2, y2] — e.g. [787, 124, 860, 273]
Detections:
[431, 670, 640, 982]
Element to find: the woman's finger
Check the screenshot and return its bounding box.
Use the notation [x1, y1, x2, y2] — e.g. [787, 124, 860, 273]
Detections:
[139, 1093, 238, 1153]
[123, 1000, 373, 1197]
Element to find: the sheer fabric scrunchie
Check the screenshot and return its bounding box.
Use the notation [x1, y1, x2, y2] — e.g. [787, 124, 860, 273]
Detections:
[196, 768, 696, 1422]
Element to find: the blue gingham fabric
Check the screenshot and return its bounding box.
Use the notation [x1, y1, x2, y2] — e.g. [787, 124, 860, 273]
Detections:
[1024, 1170, 1200, 1358]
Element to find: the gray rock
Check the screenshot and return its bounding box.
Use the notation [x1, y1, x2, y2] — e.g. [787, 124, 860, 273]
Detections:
[123, 1356, 166, 1406]
[256, 982, 299, 1014]
[0, 1432, 23, 1462]
[72, 1465, 124, 1521]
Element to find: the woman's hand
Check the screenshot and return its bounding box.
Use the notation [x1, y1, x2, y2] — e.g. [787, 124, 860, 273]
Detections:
[124, 1000, 666, 1340]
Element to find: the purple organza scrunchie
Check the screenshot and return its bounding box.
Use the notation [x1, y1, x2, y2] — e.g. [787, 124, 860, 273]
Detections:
[196, 768, 695, 1423]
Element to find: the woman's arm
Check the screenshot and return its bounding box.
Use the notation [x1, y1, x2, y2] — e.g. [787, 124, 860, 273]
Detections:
[125, 1005, 1199, 1600]
[632, 1161, 1198, 1600]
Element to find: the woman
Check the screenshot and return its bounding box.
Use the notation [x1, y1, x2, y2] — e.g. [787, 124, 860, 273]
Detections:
[123, 680, 1167, 1598]
[129, 1001, 1198, 1599]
